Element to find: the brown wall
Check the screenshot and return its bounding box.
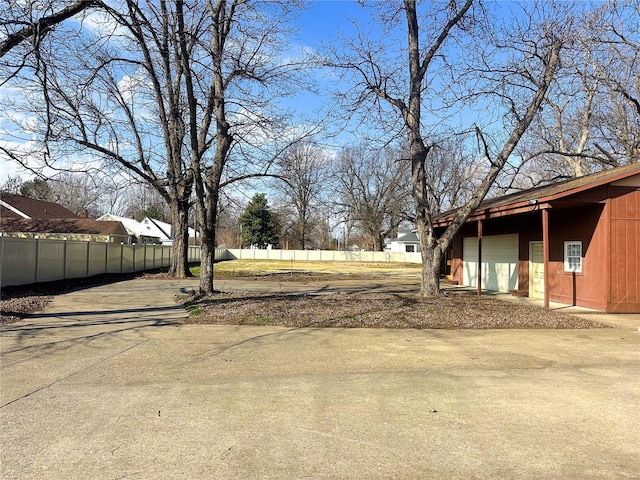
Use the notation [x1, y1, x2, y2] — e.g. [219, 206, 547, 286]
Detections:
[546, 204, 608, 310]
[608, 188, 640, 312]
[446, 186, 639, 312]
[449, 213, 542, 289]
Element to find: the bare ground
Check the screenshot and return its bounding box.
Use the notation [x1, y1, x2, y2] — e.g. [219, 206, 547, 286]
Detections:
[183, 290, 610, 329]
[1, 260, 611, 329]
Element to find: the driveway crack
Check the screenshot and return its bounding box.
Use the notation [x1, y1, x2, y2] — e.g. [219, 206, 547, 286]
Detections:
[0, 340, 148, 409]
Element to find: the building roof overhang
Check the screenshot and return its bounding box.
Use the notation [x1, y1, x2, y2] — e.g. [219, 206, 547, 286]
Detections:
[433, 164, 639, 228]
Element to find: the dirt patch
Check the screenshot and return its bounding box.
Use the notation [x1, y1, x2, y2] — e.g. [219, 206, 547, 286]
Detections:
[183, 291, 610, 329]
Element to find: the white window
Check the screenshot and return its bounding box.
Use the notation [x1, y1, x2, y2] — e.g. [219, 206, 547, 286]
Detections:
[564, 241, 582, 273]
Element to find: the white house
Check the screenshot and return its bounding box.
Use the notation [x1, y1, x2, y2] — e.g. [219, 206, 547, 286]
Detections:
[140, 217, 198, 245]
[97, 214, 161, 244]
[386, 231, 420, 253]
[97, 214, 198, 245]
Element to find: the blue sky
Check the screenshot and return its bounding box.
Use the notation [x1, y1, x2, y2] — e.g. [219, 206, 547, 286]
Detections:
[0, 0, 601, 184]
[0, 1, 374, 184]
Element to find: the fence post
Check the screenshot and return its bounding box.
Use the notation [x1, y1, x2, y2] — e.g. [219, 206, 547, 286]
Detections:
[63, 239, 68, 279]
[86, 241, 91, 277]
[34, 237, 40, 283]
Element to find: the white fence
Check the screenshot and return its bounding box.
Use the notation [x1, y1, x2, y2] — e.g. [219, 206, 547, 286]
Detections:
[0, 236, 203, 287]
[1, 237, 422, 288]
[224, 248, 422, 264]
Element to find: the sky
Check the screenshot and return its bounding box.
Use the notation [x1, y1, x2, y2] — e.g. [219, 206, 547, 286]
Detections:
[0, 0, 604, 187]
[0, 1, 374, 185]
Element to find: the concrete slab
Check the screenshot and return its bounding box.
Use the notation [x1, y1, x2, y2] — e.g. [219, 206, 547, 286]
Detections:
[1, 278, 639, 479]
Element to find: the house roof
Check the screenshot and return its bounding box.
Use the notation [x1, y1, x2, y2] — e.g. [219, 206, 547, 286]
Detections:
[0, 218, 128, 236]
[391, 231, 419, 243]
[97, 214, 146, 236]
[98, 214, 197, 242]
[0, 193, 79, 219]
[141, 217, 172, 242]
[434, 163, 640, 226]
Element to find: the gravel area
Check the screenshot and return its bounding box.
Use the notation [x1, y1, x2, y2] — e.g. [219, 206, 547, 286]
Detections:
[183, 290, 611, 329]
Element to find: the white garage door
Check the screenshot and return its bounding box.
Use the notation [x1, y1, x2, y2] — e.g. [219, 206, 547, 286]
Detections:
[463, 234, 519, 292]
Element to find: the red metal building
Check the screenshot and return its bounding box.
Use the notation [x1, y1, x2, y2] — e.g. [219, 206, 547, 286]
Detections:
[434, 164, 640, 313]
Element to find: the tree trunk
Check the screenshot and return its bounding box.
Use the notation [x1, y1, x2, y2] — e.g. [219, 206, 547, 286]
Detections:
[417, 221, 442, 296]
[373, 233, 384, 252]
[198, 226, 216, 295]
[168, 200, 192, 278]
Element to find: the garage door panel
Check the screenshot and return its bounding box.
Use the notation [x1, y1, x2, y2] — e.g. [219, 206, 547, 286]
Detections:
[463, 234, 518, 292]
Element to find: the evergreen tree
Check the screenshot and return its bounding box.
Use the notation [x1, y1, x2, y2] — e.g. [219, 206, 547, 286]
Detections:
[240, 194, 278, 248]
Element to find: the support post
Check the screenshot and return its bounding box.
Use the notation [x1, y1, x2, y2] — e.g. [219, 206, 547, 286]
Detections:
[477, 220, 483, 296]
[542, 208, 550, 309]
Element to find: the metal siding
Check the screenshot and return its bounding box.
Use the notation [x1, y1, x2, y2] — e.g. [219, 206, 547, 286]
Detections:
[462, 237, 478, 288]
[609, 189, 639, 307]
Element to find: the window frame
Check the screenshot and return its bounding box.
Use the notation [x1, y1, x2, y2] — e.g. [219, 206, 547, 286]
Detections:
[563, 240, 583, 273]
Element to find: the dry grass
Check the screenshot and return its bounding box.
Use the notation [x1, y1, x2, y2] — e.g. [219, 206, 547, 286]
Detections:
[199, 259, 422, 281]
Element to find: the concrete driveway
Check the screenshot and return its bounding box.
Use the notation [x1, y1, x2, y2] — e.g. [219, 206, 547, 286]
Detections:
[1, 278, 639, 479]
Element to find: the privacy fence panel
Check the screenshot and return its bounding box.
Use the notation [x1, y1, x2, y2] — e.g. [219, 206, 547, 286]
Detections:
[36, 239, 66, 283]
[133, 245, 146, 271]
[107, 243, 123, 273]
[65, 241, 89, 279]
[1, 237, 37, 286]
[1, 237, 202, 287]
[88, 243, 107, 277]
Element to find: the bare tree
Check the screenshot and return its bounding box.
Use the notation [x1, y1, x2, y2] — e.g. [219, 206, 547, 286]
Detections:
[188, 0, 312, 294]
[3, 172, 125, 218]
[1, 1, 206, 277]
[587, 1, 639, 166]
[0, 175, 22, 194]
[325, 0, 563, 295]
[0, 1, 103, 58]
[519, 1, 639, 182]
[2, 0, 312, 289]
[272, 142, 331, 249]
[332, 144, 411, 251]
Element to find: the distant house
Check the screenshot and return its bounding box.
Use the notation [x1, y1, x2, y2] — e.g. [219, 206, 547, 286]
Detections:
[0, 193, 129, 243]
[97, 214, 161, 244]
[0, 218, 129, 243]
[141, 217, 199, 245]
[97, 214, 198, 245]
[0, 193, 78, 219]
[386, 231, 420, 253]
[434, 163, 640, 313]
